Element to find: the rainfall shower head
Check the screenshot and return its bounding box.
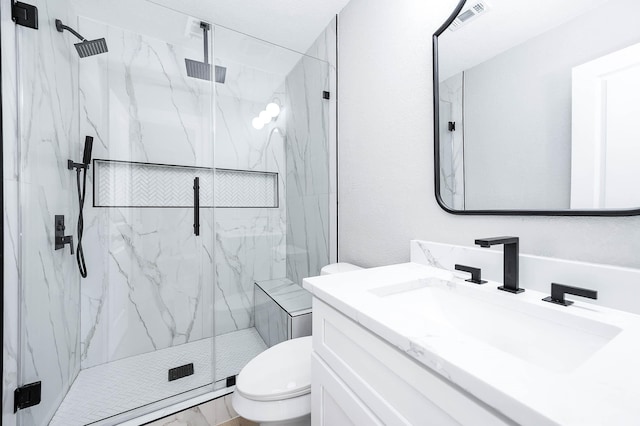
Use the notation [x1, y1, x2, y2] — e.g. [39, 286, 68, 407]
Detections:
[55, 19, 108, 58]
[185, 62, 226, 83]
[185, 58, 211, 81]
[185, 21, 226, 83]
[74, 38, 108, 58]
[214, 65, 227, 84]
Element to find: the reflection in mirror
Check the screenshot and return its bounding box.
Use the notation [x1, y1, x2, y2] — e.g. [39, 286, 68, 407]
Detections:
[435, 0, 640, 213]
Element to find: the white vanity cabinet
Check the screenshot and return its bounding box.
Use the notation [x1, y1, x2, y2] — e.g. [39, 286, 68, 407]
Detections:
[311, 299, 511, 426]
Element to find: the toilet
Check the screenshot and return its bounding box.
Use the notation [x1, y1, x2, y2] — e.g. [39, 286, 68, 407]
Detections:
[320, 262, 363, 275]
[232, 263, 362, 425]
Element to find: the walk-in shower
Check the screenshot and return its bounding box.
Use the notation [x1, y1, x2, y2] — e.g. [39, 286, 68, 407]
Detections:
[9, 0, 335, 424]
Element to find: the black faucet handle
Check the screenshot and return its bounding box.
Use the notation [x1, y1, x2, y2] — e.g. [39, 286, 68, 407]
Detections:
[454, 264, 487, 284]
[54, 215, 74, 256]
[67, 236, 74, 255]
[542, 283, 598, 306]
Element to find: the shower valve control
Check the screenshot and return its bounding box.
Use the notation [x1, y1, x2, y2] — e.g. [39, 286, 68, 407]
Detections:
[54, 215, 74, 255]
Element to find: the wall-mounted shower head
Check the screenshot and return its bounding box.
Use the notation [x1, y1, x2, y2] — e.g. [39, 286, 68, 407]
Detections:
[55, 19, 108, 58]
[185, 22, 226, 83]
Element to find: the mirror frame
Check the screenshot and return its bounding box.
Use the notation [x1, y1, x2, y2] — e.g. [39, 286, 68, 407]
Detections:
[432, 0, 640, 216]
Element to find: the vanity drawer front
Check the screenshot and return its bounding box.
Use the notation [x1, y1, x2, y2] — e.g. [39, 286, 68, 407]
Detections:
[313, 299, 512, 426]
[312, 353, 384, 426]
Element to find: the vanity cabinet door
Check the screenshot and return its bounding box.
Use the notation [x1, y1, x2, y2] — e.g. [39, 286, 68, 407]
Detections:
[312, 299, 511, 426]
[311, 353, 384, 426]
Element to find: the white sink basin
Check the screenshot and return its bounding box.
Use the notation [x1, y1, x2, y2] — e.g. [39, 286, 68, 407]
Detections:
[304, 261, 640, 425]
[370, 278, 622, 373]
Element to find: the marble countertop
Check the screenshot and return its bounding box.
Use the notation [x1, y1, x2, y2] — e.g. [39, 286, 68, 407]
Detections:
[303, 262, 640, 426]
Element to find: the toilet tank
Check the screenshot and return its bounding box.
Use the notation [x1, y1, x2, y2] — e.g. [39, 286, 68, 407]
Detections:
[320, 262, 363, 275]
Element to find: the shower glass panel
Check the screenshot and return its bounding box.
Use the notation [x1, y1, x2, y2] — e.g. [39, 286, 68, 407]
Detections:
[16, 0, 215, 424]
[212, 27, 331, 385]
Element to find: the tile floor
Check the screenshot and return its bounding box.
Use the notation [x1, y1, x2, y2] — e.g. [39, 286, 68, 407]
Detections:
[50, 328, 266, 425]
[144, 395, 258, 426]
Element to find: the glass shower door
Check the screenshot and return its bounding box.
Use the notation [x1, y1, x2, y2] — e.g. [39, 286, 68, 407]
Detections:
[16, 0, 216, 424]
[212, 25, 332, 385]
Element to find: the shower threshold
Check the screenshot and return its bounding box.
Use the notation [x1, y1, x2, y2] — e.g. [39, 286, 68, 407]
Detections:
[50, 327, 267, 426]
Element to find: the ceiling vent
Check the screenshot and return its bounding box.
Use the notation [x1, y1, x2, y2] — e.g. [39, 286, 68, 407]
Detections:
[448, 1, 491, 31]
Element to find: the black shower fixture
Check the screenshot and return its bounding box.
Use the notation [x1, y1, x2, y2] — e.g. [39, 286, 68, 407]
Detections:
[215, 65, 227, 84]
[68, 136, 93, 278]
[55, 19, 108, 58]
[185, 21, 226, 83]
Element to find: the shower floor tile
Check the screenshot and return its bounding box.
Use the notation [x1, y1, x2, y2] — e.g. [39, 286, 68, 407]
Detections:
[50, 328, 267, 426]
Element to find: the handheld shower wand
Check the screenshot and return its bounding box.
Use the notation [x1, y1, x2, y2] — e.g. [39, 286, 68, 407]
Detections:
[68, 136, 93, 278]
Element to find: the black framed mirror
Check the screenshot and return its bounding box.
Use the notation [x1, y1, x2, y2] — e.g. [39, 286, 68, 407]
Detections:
[433, 0, 640, 216]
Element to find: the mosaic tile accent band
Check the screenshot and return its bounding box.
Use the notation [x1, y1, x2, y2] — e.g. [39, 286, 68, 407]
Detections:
[94, 160, 278, 208]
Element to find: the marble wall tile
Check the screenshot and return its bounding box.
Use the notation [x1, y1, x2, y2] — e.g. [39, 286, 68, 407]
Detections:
[284, 23, 334, 285]
[212, 48, 289, 338]
[79, 17, 214, 168]
[2, 0, 20, 423]
[200, 209, 216, 340]
[254, 285, 288, 347]
[254, 278, 312, 346]
[2, 181, 19, 426]
[256, 278, 312, 315]
[214, 209, 285, 336]
[19, 183, 81, 424]
[78, 16, 216, 368]
[3, 8, 336, 425]
[79, 12, 292, 366]
[284, 60, 331, 199]
[410, 240, 640, 315]
[439, 73, 465, 210]
[286, 194, 330, 286]
[9, 1, 84, 424]
[81, 207, 210, 367]
[1, 4, 18, 182]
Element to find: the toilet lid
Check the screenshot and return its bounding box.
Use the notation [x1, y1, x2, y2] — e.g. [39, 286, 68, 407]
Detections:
[235, 336, 312, 402]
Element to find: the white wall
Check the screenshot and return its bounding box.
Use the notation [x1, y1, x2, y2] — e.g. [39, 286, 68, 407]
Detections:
[337, 0, 640, 271]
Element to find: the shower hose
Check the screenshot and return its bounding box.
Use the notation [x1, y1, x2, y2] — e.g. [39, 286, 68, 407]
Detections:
[75, 166, 88, 278]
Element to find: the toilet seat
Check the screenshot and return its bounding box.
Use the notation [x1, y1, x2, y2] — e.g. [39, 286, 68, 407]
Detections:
[235, 336, 312, 402]
[233, 337, 312, 424]
[232, 391, 311, 424]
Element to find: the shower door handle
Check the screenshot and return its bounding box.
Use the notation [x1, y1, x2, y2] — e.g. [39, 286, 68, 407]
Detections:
[193, 177, 200, 236]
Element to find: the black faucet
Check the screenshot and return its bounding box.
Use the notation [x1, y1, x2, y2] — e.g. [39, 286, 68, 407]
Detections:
[454, 264, 487, 284]
[542, 283, 597, 306]
[474, 236, 523, 294]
